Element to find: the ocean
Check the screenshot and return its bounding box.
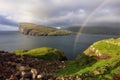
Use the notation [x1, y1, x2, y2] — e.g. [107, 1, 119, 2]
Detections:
[0, 31, 120, 59]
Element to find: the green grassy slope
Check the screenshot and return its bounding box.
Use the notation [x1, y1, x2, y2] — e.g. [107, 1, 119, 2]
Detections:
[14, 47, 66, 60]
[57, 38, 120, 80]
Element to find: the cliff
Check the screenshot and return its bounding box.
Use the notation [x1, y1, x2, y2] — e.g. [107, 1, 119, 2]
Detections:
[58, 38, 120, 80]
[19, 23, 73, 36]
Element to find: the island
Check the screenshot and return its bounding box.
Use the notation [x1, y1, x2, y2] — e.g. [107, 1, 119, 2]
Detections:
[19, 23, 73, 36]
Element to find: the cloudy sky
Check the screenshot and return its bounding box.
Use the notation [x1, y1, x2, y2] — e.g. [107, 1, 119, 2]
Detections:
[0, 0, 120, 31]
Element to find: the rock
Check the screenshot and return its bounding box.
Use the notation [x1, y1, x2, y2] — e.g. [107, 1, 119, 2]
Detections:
[56, 76, 64, 80]
[59, 56, 67, 61]
[16, 64, 26, 71]
[75, 76, 82, 80]
[0, 50, 5, 53]
[9, 75, 15, 80]
[0, 51, 66, 80]
[31, 68, 37, 79]
[37, 74, 44, 79]
[15, 71, 21, 80]
[114, 73, 120, 80]
[21, 71, 33, 79]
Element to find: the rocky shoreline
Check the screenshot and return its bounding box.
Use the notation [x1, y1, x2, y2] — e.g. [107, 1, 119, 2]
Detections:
[0, 51, 66, 80]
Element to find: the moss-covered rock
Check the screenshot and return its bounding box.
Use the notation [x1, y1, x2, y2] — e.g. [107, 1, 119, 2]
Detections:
[14, 47, 67, 60]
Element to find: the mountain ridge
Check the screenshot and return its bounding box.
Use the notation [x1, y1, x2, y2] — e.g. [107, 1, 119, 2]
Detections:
[64, 26, 120, 35]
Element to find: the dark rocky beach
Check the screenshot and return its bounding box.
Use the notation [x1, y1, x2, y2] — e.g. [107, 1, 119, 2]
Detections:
[0, 51, 66, 80]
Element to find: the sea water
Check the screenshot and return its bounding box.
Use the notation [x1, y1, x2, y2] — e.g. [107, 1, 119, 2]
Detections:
[0, 31, 120, 59]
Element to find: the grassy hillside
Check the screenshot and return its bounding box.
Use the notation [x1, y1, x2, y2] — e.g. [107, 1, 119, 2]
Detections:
[14, 47, 66, 60]
[57, 38, 120, 80]
[19, 23, 73, 36]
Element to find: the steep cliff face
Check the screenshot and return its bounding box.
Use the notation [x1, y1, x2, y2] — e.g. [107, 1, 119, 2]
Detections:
[19, 23, 73, 36]
[19, 26, 32, 35]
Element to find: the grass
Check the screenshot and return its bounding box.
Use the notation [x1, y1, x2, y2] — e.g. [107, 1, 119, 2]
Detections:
[14, 47, 65, 60]
[93, 41, 120, 55]
[108, 38, 120, 43]
[57, 54, 97, 75]
[57, 38, 120, 80]
[84, 38, 120, 57]
[48, 30, 73, 36]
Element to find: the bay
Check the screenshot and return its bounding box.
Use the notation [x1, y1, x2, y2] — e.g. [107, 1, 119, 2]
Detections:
[0, 31, 120, 59]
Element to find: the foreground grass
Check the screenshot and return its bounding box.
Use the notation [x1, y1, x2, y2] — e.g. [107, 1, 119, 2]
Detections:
[14, 47, 65, 60]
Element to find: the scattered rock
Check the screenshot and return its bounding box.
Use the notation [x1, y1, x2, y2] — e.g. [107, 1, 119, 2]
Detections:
[0, 51, 66, 80]
[113, 73, 120, 80]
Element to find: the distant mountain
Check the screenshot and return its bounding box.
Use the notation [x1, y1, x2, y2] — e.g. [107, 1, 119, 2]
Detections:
[64, 26, 120, 35]
[63, 26, 81, 32]
[19, 23, 73, 36]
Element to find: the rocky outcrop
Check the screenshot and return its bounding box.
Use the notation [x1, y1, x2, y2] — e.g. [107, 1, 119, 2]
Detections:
[19, 27, 32, 35]
[0, 51, 66, 80]
[19, 23, 73, 36]
[84, 38, 120, 60]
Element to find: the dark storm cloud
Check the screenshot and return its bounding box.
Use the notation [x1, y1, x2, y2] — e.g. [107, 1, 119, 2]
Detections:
[0, 15, 17, 26]
[0, 0, 120, 30]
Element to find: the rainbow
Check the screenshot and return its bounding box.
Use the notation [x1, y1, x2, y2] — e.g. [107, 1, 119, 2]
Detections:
[73, 0, 111, 54]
